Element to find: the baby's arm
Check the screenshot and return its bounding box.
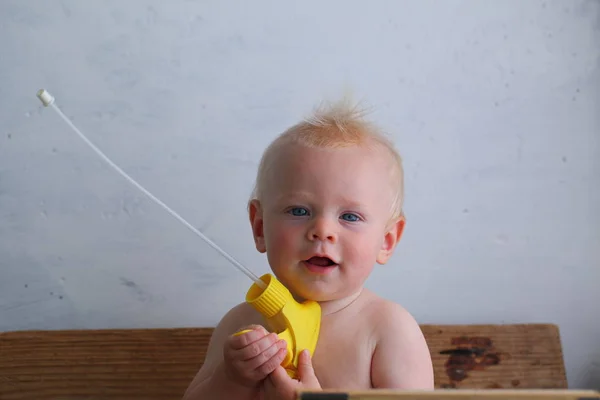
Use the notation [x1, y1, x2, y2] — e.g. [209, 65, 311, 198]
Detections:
[182, 304, 262, 400]
[370, 302, 434, 389]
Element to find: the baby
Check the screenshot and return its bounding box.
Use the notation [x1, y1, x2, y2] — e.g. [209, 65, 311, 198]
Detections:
[182, 99, 434, 400]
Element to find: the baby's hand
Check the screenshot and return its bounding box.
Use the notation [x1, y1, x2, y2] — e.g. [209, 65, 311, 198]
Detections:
[223, 325, 288, 388]
[263, 349, 321, 400]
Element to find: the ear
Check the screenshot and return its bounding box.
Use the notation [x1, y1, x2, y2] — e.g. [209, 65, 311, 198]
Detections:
[376, 215, 405, 264]
[248, 199, 266, 253]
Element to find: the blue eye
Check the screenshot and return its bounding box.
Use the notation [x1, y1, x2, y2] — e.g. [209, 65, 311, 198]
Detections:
[341, 213, 360, 222]
[288, 207, 309, 217]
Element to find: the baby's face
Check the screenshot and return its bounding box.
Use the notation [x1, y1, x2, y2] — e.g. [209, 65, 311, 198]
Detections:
[251, 143, 403, 302]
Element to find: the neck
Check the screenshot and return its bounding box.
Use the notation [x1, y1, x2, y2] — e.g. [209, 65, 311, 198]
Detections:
[317, 288, 365, 316]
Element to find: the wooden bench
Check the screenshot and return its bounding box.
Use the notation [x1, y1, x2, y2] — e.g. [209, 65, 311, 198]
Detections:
[0, 324, 569, 400]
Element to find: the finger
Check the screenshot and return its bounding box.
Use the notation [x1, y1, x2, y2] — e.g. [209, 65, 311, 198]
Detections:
[245, 338, 287, 369]
[229, 325, 269, 349]
[268, 365, 291, 386]
[233, 344, 286, 383]
[263, 374, 274, 391]
[297, 349, 318, 384]
[238, 332, 283, 361]
[256, 345, 288, 377]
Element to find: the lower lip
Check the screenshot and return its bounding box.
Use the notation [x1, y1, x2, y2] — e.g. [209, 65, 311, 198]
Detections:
[302, 261, 337, 274]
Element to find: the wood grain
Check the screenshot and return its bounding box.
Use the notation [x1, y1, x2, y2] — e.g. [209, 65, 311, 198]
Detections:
[0, 324, 567, 400]
[0, 328, 210, 400]
[421, 324, 567, 389]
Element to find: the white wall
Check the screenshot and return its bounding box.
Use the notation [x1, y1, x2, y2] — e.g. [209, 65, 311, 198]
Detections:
[1, 0, 598, 389]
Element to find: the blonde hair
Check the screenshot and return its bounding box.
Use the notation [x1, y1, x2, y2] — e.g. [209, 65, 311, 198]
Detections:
[250, 98, 405, 221]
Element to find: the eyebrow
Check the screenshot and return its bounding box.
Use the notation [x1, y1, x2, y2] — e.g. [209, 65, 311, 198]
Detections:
[273, 192, 313, 204]
[274, 192, 368, 211]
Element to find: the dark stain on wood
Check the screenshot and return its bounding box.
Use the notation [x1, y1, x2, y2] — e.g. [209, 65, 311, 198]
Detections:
[439, 336, 504, 388]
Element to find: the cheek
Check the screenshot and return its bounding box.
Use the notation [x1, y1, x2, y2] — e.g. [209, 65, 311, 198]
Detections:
[264, 220, 302, 254]
[342, 229, 384, 267]
[345, 245, 376, 270]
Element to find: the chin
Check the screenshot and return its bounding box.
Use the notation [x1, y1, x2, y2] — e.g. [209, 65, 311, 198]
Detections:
[285, 282, 345, 303]
[270, 264, 347, 301]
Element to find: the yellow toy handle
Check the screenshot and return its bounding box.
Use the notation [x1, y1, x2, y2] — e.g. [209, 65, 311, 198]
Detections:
[233, 329, 253, 336]
[233, 274, 321, 378]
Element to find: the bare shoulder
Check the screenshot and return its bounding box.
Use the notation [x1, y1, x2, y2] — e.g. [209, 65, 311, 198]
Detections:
[217, 301, 264, 334]
[367, 296, 424, 341]
[367, 294, 434, 389]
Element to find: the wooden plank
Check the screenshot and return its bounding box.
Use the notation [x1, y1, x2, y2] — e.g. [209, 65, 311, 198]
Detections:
[0, 324, 567, 400]
[421, 324, 567, 389]
[0, 328, 208, 400]
[296, 390, 600, 400]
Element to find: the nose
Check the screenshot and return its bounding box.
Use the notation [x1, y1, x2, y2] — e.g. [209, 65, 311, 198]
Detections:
[307, 216, 337, 243]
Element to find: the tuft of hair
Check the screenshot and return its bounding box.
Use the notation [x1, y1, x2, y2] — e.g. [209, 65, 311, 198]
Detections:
[250, 97, 405, 221]
[290, 96, 376, 148]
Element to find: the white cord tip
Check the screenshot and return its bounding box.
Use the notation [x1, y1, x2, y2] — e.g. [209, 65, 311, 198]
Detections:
[37, 89, 55, 107]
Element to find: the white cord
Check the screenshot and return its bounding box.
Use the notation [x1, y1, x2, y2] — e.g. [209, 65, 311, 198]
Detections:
[40, 92, 265, 289]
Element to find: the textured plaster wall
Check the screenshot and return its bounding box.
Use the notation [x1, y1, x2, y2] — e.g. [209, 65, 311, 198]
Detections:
[1, 0, 599, 389]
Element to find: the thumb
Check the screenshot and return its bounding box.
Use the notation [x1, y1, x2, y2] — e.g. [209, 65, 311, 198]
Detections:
[297, 349, 319, 386]
[269, 365, 290, 386]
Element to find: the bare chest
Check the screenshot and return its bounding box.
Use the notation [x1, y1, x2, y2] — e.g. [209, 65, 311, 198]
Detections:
[309, 318, 375, 389]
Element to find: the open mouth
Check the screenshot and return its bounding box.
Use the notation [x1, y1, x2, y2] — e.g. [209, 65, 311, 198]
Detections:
[305, 256, 337, 267]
